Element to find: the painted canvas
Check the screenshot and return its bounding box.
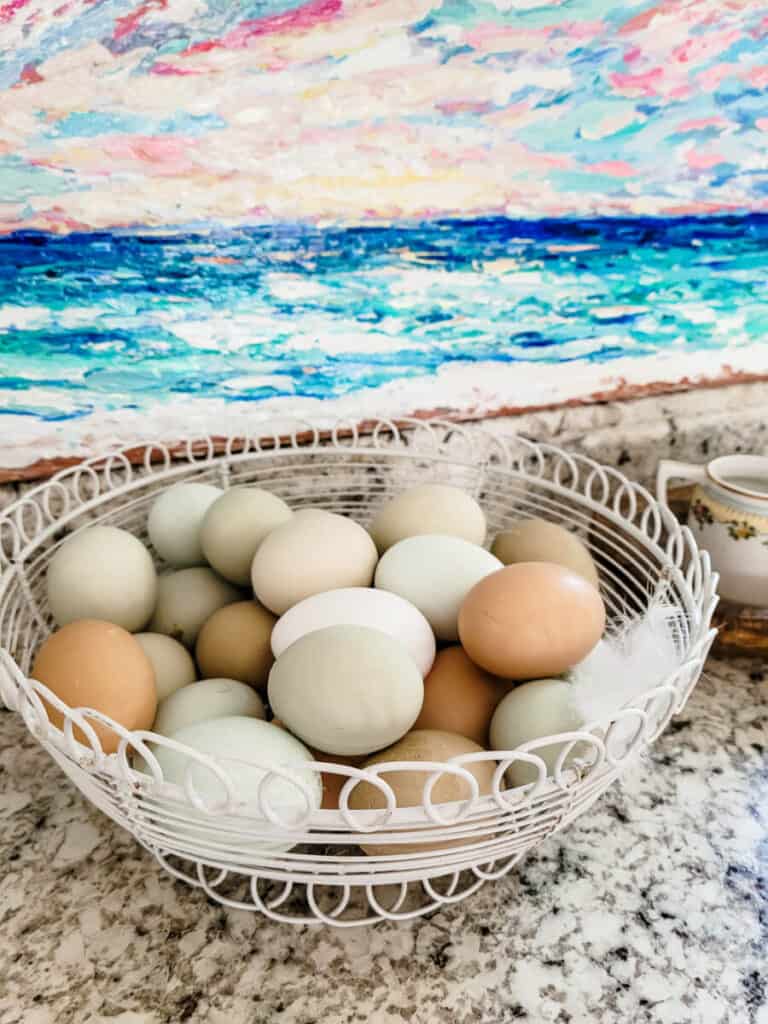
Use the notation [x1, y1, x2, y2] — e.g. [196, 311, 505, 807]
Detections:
[1, 0, 767, 475]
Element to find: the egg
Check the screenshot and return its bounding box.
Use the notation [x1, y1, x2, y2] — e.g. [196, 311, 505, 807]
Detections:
[491, 519, 600, 590]
[459, 562, 605, 678]
[489, 679, 586, 788]
[195, 600, 276, 689]
[268, 625, 423, 756]
[349, 730, 495, 856]
[32, 619, 157, 754]
[251, 509, 378, 616]
[271, 588, 435, 677]
[374, 534, 502, 641]
[369, 483, 486, 554]
[149, 716, 321, 848]
[269, 716, 365, 809]
[135, 633, 197, 701]
[200, 487, 293, 585]
[47, 526, 157, 632]
[149, 567, 241, 647]
[152, 678, 265, 737]
[147, 482, 222, 568]
[414, 646, 507, 746]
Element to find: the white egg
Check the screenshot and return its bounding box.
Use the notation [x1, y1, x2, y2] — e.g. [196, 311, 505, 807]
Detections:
[200, 487, 293, 585]
[374, 534, 502, 641]
[251, 509, 378, 616]
[271, 587, 436, 677]
[370, 483, 486, 554]
[47, 526, 157, 631]
[148, 717, 321, 848]
[152, 678, 265, 737]
[489, 679, 586, 788]
[148, 483, 222, 568]
[268, 625, 424, 756]
[135, 632, 197, 701]
[149, 567, 241, 647]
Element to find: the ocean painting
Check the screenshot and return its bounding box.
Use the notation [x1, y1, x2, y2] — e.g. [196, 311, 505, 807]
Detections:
[1, 1, 767, 474]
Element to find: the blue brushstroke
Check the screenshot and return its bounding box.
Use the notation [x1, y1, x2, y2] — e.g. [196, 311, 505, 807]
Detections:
[0, 215, 767, 423]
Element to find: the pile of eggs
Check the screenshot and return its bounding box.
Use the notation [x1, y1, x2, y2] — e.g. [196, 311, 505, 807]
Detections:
[32, 481, 607, 854]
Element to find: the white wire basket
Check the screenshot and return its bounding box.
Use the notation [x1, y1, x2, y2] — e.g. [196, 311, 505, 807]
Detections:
[0, 418, 718, 926]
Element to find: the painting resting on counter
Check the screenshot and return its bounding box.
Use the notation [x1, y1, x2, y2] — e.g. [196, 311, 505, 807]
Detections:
[1, 0, 767, 475]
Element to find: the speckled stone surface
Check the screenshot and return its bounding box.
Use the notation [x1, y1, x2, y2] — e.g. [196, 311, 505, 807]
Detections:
[1, 655, 766, 1024]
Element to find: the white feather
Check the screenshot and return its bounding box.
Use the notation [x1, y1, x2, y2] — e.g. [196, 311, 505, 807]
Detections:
[568, 603, 683, 729]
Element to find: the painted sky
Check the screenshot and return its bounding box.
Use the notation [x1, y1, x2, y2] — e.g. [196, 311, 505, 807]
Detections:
[0, 0, 767, 232]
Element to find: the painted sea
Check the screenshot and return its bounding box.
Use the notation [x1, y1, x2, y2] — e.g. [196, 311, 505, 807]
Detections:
[1, 215, 767, 432]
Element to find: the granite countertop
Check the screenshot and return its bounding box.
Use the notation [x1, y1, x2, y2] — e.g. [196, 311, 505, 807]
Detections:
[0, 654, 765, 1024]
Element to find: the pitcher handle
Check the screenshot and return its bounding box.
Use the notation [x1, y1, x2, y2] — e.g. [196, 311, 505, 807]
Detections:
[656, 459, 708, 505]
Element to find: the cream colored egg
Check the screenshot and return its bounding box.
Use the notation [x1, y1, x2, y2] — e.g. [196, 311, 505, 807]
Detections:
[349, 730, 495, 856]
[195, 600, 276, 689]
[370, 484, 486, 554]
[149, 716, 321, 849]
[149, 567, 241, 647]
[47, 526, 157, 632]
[148, 482, 222, 568]
[271, 587, 436, 677]
[135, 632, 197, 701]
[251, 509, 378, 616]
[200, 487, 293, 585]
[491, 519, 600, 589]
[152, 678, 265, 737]
[489, 679, 586, 788]
[268, 625, 424, 756]
[375, 534, 502, 641]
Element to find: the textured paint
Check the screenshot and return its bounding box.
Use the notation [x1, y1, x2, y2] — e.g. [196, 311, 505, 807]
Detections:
[0, 1, 767, 467]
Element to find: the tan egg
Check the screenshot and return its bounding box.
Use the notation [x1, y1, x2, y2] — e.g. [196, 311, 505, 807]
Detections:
[349, 729, 495, 856]
[369, 484, 486, 554]
[196, 600, 276, 690]
[251, 510, 378, 616]
[32, 619, 157, 754]
[414, 646, 508, 746]
[491, 519, 600, 590]
[459, 563, 605, 679]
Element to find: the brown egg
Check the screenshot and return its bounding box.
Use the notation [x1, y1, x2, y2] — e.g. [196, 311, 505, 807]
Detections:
[414, 646, 507, 746]
[458, 562, 605, 679]
[32, 619, 157, 754]
[349, 729, 495, 856]
[491, 518, 600, 590]
[195, 601, 276, 690]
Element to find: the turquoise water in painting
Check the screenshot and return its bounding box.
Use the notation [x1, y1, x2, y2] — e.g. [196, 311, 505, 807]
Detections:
[0, 216, 767, 423]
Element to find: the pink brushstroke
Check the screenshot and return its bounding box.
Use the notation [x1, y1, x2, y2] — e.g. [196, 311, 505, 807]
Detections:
[756, 118, 768, 132]
[114, 0, 168, 41]
[686, 149, 725, 170]
[464, 23, 551, 49]
[182, 0, 342, 56]
[748, 66, 768, 89]
[672, 28, 741, 64]
[698, 63, 736, 91]
[0, 0, 31, 23]
[610, 67, 664, 96]
[589, 160, 636, 177]
[151, 62, 206, 76]
[677, 115, 729, 132]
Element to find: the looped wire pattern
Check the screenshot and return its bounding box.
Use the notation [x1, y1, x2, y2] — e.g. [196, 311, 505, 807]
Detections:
[0, 419, 716, 925]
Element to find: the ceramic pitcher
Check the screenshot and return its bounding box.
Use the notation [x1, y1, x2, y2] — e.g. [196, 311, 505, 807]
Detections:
[657, 454, 768, 606]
